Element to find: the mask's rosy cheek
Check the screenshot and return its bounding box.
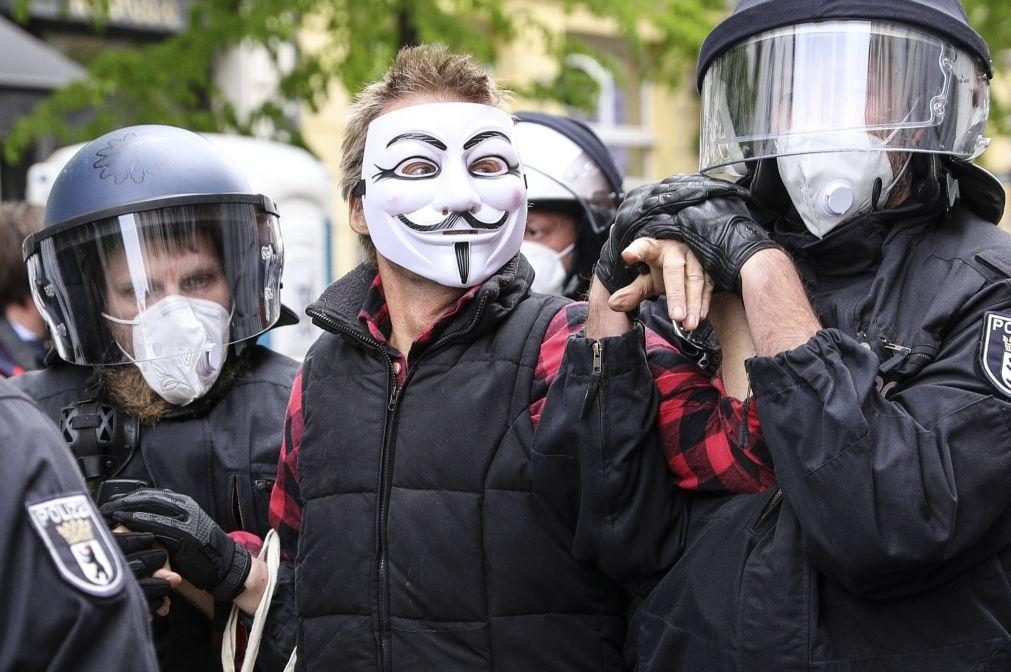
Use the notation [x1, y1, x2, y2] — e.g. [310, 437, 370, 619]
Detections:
[508, 187, 525, 209]
[377, 193, 403, 215]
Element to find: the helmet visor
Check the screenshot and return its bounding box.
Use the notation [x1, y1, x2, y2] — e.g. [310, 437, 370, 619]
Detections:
[699, 21, 990, 174]
[28, 201, 284, 365]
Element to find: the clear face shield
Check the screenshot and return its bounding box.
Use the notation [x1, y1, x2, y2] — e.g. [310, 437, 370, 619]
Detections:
[26, 201, 284, 369]
[513, 121, 618, 233]
[699, 20, 991, 176]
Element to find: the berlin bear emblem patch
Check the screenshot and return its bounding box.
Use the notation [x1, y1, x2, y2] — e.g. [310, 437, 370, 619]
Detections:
[26, 493, 123, 596]
[980, 311, 1011, 399]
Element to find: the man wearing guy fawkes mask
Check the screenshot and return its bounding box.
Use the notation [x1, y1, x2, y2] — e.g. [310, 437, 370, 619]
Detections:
[591, 0, 1011, 669]
[13, 125, 298, 672]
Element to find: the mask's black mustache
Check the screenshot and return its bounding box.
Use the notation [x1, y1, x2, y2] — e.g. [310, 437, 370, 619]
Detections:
[398, 210, 508, 232]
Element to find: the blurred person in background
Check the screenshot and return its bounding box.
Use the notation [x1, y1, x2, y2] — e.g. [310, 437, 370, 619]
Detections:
[13, 124, 299, 672]
[0, 201, 50, 376]
[513, 111, 623, 298]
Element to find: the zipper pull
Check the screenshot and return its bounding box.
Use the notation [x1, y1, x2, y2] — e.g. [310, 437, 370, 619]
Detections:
[580, 341, 603, 419]
[878, 336, 911, 375]
[388, 385, 400, 412]
[880, 337, 911, 355]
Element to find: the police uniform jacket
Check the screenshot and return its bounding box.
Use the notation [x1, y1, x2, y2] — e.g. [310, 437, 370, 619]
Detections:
[626, 174, 1011, 671]
[12, 344, 298, 672]
[0, 379, 158, 671]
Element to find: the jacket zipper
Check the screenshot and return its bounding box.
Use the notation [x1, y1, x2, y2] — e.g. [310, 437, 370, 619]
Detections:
[580, 341, 603, 418]
[756, 488, 783, 528]
[375, 370, 404, 671]
[230, 476, 247, 531]
[307, 296, 489, 671]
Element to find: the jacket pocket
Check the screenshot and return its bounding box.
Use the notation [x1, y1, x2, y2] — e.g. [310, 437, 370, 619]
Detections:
[747, 487, 783, 536]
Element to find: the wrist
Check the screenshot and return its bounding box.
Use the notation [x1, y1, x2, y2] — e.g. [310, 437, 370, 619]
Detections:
[740, 248, 793, 289]
[586, 276, 632, 340]
[213, 543, 252, 602]
[234, 556, 268, 615]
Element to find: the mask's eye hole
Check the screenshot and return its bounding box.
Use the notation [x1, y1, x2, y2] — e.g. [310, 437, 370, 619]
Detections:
[469, 156, 509, 177]
[394, 157, 440, 178]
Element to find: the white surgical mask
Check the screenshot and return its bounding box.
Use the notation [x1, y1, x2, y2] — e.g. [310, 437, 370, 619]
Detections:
[776, 131, 897, 238]
[521, 240, 574, 295]
[103, 295, 231, 406]
[360, 102, 527, 287]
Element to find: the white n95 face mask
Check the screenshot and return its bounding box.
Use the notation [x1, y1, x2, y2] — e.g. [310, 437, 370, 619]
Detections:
[521, 240, 574, 295]
[103, 295, 231, 406]
[776, 131, 900, 238]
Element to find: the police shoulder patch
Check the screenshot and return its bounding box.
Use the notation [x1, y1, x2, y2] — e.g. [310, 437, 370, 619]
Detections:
[979, 311, 1011, 399]
[26, 493, 124, 597]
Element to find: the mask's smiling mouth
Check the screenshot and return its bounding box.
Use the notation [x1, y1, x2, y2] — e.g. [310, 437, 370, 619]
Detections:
[397, 210, 509, 233]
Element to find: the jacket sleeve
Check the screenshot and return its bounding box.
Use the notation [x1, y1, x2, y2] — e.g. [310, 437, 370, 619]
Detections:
[1, 391, 159, 672]
[746, 282, 1011, 597]
[532, 321, 688, 589]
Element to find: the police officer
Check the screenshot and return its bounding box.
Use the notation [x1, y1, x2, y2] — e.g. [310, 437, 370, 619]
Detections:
[594, 0, 1011, 669]
[13, 125, 299, 671]
[1, 378, 158, 671]
[513, 111, 624, 298]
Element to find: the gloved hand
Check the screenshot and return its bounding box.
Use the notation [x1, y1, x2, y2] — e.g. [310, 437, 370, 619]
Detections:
[101, 488, 251, 602]
[595, 174, 780, 293]
[113, 531, 173, 616]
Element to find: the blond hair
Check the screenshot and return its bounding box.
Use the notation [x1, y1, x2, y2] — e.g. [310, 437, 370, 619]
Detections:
[340, 44, 509, 264]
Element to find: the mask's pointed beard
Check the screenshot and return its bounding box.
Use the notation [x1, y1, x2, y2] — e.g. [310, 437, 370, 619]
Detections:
[455, 242, 470, 285]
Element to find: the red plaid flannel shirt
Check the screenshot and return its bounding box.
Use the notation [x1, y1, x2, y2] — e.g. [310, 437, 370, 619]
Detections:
[267, 275, 774, 553]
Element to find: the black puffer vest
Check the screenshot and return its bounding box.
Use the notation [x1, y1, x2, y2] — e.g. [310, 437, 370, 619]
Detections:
[295, 257, 627, 671]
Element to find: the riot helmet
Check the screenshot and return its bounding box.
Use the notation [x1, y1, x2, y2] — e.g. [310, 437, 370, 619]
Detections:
[513, 111, 623, 297]
[24, 125, 285, 403]
[695, 1, 992, 236]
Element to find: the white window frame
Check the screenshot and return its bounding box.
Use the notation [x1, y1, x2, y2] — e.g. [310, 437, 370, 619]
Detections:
[565, 53, 656, 185]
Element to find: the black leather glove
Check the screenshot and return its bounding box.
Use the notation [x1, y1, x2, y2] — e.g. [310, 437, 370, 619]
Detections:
[595, 174, 780, 293]
[101, 488, 251, 602]
[113, 531, 173, 616]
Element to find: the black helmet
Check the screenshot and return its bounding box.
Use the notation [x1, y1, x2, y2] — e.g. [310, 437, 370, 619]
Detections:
[695, 0, 992, 178]
[697, 0, 992, 91]
[513, 111, 624, 298]
[24, 125, 285, 366]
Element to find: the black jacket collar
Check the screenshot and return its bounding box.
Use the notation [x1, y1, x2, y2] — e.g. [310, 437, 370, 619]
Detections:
[306, 254, 535, 349]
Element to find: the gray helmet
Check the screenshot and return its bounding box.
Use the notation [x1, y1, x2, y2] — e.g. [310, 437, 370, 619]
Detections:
[24, 125, 285, 366]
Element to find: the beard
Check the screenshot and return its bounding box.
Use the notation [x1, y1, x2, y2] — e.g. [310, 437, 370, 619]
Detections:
[98, 365, 175, 424]
[98, 349, 247, 424]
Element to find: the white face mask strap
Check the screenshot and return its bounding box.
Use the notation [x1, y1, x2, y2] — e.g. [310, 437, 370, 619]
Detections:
[101, 311, 138, 326]
[557, 242, 576, 259]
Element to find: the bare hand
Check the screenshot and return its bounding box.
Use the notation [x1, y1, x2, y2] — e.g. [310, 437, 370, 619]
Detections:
[152, 566, 182, 617]
[607, 238, 714, 330]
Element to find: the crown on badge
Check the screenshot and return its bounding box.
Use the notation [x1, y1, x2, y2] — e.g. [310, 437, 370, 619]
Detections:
[1004, 334, 1011, 353]
[56, 518, 95, 545]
